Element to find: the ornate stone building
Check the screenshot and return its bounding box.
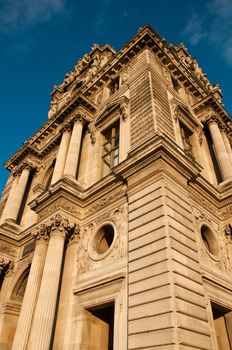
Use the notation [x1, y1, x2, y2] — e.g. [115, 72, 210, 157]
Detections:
[0, 25, 232, 349]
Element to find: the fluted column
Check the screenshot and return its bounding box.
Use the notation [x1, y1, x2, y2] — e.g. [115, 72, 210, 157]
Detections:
[53, 225, 80, 348]
[12, 224, 49, 350]
[207, 117, 232, 181]
[63, 116, 84, 178]
[51, 124, 71, 185]
[6, 163, 33, 223]
[27, 214, 76, 350]
[0, 170, 20, 223]
[221, 126, 232, 167]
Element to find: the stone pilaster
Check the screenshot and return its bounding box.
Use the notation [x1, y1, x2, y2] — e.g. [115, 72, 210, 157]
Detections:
[51, 124, 71, 185]
[12, 224, 49, 350]
[6, 162, 34, 223]
[27, 214, 76, 350]
[63, 115, 84, 179]
[207, 116, 232, 181]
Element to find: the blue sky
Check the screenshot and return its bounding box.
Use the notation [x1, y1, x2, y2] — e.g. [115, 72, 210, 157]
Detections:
[0, 0, 232, 194]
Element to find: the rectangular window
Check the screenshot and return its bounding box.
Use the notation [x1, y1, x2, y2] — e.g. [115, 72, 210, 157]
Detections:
[102, 121, 119, 177]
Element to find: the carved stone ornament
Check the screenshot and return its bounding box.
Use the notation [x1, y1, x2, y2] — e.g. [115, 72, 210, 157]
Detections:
[119, 102, 129, 122]
[38, 198, 81, 221]
[225, 224, 232, 239]
[77, 204, 128, 274]
[0, 257, 11, 277]
[88, 123, 96, 145]
[33, 214, 78, 242]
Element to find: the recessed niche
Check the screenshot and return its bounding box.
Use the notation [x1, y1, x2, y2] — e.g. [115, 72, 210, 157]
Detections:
[201, 225, 219, 257]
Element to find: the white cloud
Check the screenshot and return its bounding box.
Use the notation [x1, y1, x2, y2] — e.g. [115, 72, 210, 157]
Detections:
[182, 11, 207, 45]
[182, 0, 232, 65]
[0, 0, 65, 33]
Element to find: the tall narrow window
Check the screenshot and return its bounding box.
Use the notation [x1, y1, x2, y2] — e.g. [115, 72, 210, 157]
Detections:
[102, 121, 119, 177]
[180, 122, 193, 157]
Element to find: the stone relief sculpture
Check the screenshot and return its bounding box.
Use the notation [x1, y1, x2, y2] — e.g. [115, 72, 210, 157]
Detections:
[77, 204, 128, 274]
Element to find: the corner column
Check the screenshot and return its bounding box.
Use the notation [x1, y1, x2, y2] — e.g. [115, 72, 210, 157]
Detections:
[12, 224, 49, 350]
[0, 169, 20, 223]
[51, 124, 71, 185]
[207, 117, 232, 181]
[6, 163, 33, 223]
[27, 214, 76, 350]
[63, 116, 84, 179]
[220, 125, 232, 167]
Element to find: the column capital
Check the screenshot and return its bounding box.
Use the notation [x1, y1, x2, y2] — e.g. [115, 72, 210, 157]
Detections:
[19, 161, 36, 173]
[60, 123, 72, 134]
[43, 214, 78, 239]
[71, 112, 84, 125]
[32, 223, 50, 241]
[11, 166, 21, 177]
[206, 113, 219, 126]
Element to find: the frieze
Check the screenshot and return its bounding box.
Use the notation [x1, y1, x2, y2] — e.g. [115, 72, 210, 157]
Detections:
[221, 205, 232, 219]
[0, 242, 17, 256]
[38, 198, 81, 220]
[87, 187, 127, 215]
[190, 189, 218, 217]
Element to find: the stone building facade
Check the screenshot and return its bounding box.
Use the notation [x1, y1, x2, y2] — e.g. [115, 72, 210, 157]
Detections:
[0, 25, 232, 349]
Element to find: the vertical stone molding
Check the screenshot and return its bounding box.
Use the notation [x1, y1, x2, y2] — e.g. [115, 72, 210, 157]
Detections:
[63, 115, 84, 179]
[27, 214, 76, 350]
[53, 225, 80, 348]
[6, 163, 33, 223]
[207, 116, 232, 181]
[12, 224, 49, 350]
[0, 169, 20, 224]
[51, 124, 71, 185]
